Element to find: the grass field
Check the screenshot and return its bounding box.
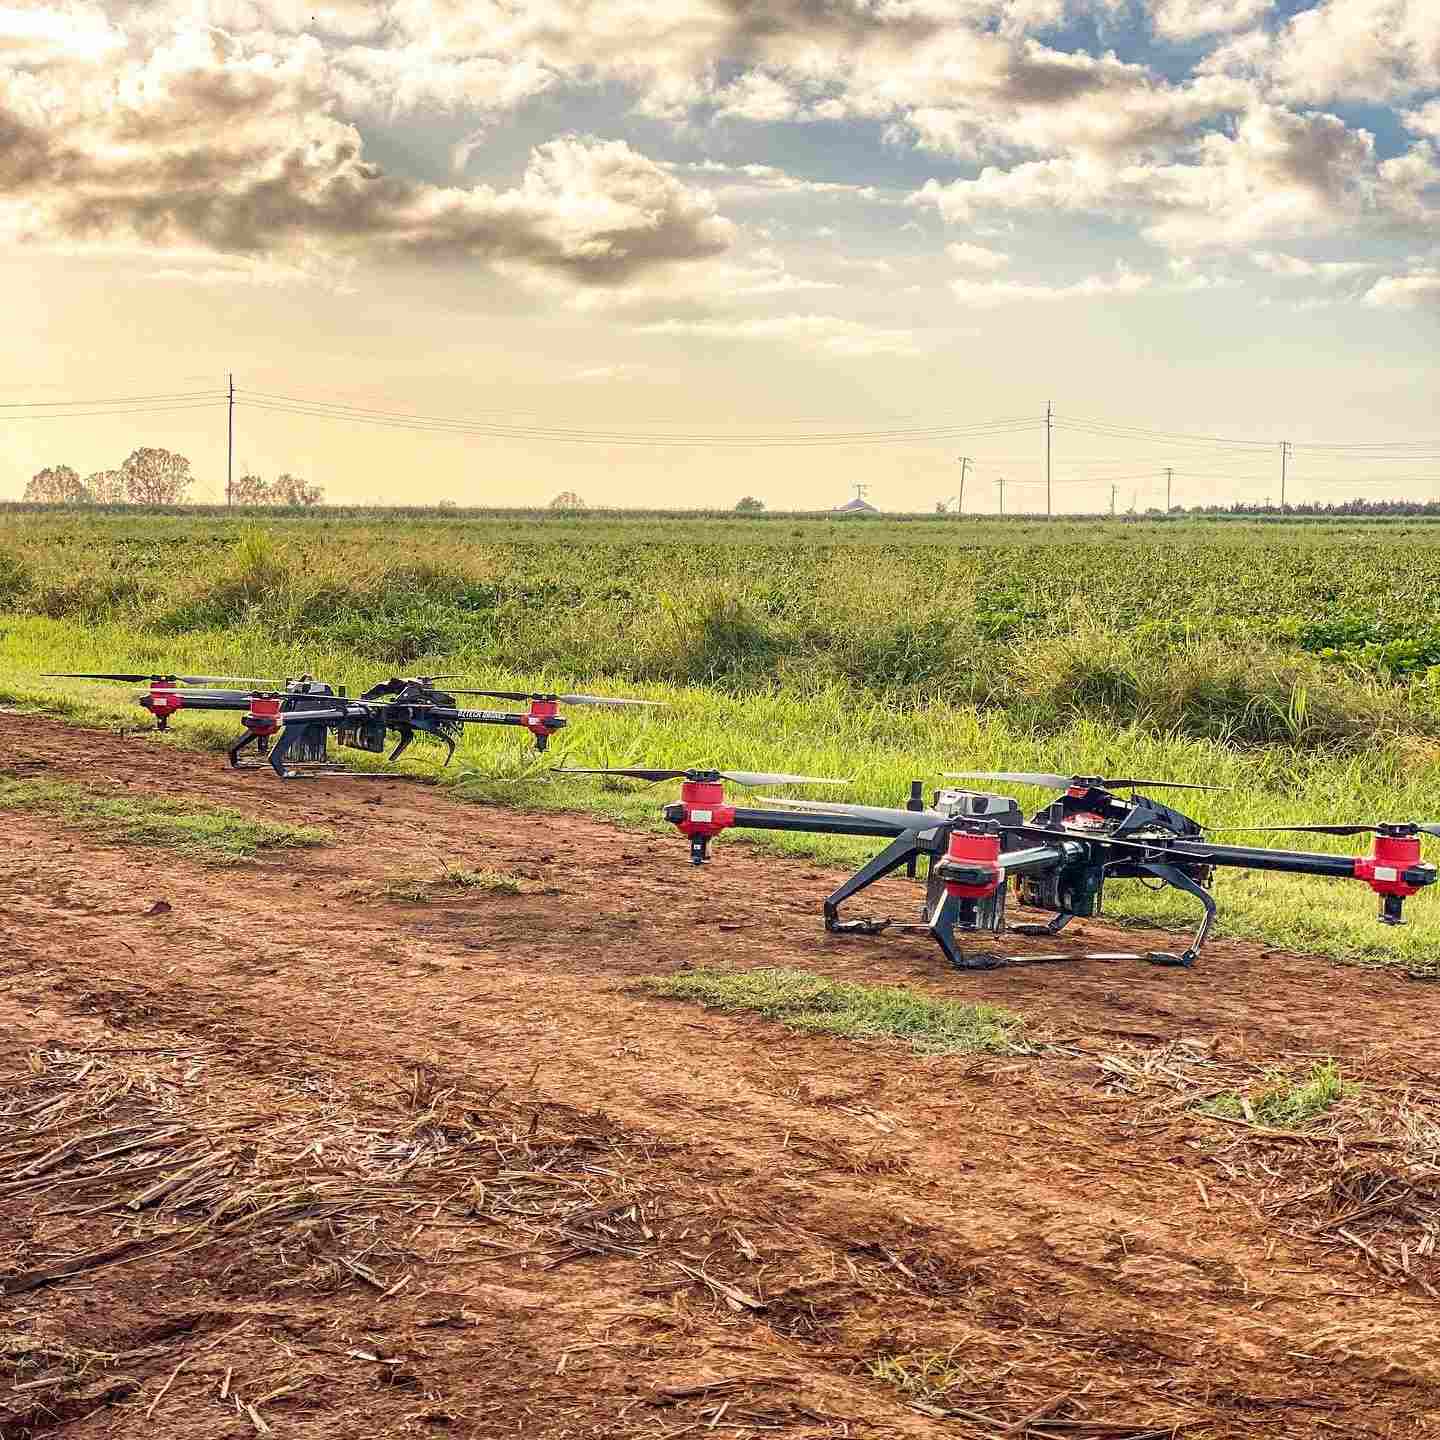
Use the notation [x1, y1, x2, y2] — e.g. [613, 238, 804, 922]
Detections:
[4, 504, 1440, 967]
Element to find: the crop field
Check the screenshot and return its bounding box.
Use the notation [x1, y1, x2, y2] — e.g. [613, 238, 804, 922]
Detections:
[4, 508, 1440, 1439]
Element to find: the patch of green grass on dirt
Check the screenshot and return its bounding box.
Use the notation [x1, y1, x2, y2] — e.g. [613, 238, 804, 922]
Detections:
[1201, 1061, 1346, 1128]
[344, 866, 526, 903]
[639, 966, 1023, 1055]
[0, 776, 331, 862]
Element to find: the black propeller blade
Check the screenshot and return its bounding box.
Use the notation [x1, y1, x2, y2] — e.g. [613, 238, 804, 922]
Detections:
[944, 770, 1224, 792]
[44, 671, 273, 686]
[552, 766, 848, 786]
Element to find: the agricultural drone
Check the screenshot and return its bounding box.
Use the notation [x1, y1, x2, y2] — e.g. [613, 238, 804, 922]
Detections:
[255, 684, 662, 779]
[559, 767, 1439, 970]
[45, 671, 661, 779]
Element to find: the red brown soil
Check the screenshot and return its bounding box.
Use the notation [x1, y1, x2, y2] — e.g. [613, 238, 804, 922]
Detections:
[3, 713, 1440, 1439]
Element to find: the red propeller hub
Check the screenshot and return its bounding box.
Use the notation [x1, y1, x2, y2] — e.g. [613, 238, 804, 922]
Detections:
[1355, 833, 1425, 898]
[941, 830, 1002, 899]
[523, 698, 563, 739]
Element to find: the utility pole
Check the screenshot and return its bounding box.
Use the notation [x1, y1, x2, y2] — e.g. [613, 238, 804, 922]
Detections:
[956, 456, 970, 515]
[226, 373, 234, 509]
[1110, 483, 1118, 517]
[1165, 466, 1174, 513]
[853, 480, 869, 505]
[1045, 400, 1053, 519]
[1279, 440, 1290, 511]
[997, 475, 1006, 516]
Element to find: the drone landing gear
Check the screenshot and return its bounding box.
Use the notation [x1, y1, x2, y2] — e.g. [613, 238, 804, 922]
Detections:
[226, 731, 272, 770]
[823, 831, 948, 937]
[1135, 863, 1216, 969]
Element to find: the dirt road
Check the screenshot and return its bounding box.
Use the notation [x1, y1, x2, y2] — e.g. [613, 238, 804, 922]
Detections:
[3, 714, 1438, 1439]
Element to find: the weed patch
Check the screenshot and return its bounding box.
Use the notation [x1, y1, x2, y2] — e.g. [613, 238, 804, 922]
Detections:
[639, 967, 1023, 1054]
[1201, 1061, 1346, 1127]
[0, 777, 330, 861]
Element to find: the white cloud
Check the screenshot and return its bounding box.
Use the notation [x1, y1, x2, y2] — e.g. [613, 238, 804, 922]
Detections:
[1365, 267, 1440, 309]
[946, 240, 1009, 270]
[0, 24, 735, 284]
[636, 312, 921, 357]
[950, 265, 1152, 306]
[1204, 0, 1440, 104]
[1252, 251, 1378, 280]
[912, 106, 1435, 251]
[1147, 0, 1270, 41]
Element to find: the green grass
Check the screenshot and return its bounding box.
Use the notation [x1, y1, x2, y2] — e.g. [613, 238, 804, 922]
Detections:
[344, 866, 526, 902]
[1201, 1061, 1346, 1128]
[5, 509, 1440, 970]
[0, 776, 331, 861]
[639, 967, 1023, 1054]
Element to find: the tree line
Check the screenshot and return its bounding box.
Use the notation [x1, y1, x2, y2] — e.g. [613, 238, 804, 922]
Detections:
[23, 448, 322, 507]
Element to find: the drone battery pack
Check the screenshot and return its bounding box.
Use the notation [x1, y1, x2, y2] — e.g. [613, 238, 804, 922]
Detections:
[338, 718, 389, 754]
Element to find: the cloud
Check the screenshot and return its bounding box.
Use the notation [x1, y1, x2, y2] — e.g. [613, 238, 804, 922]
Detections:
[1365, 267, 1440, 310]
[950, 265, 1152, 306]
[1203, 0, 1440, 105]
[1252, 251, 1378, 280]
[946, 240, 1009, 270]
[911, 106, 1435, 250]
[1147, 0, 1270, 40]
[0, 26, 735, 284]
[636, 311, 921, 357]
[663, 161, 888, 201]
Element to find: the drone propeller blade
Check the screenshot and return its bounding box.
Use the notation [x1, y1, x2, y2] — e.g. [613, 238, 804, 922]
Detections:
[446, 689, 663, 708]
[555, 693, 666, 708]
[944, 770, 1073, 788]
[944, 770, 1224, 793]
[550, 766, 848, 786]
[718, 771, 849, 787]
[1208, 822, 1440, 838]
[759, 797, 950, 827]
[43, 671, 273, 686]
[551, 766, 688, 782]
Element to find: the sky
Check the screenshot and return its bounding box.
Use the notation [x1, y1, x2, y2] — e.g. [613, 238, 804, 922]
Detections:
[0, 0, 1437, 513]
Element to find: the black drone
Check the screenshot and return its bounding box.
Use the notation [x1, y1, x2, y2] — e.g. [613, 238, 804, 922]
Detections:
[559, 766, 1438, 970]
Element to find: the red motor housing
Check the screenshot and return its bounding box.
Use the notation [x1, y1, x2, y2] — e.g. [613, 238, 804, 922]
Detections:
[942, 830, 1002, 899]
[1354, 833, 1424, 898]
[244, 695, 283, 737]
[677, 779, 736, 844]
[524, 698, 562, 741]
[141, 681, 185, 726]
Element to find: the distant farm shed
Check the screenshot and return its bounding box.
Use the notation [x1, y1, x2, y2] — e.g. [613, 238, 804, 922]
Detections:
[833, 497, 879, 514]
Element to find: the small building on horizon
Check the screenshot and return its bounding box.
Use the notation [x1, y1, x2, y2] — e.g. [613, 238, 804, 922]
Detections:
[833, 497, 879, 514]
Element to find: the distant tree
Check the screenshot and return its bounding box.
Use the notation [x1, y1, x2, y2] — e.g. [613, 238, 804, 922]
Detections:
[735, 495, 765, 513]
[272, 472, 323, 507]
[85, 468, 125, 504]
[121, 447, 192, 505]
[24, 465, 88, 503]
[229, 473, 273, 505]
[437, 499, 458, 511]
[935, 500, 947, 514]
[550, 491, 586, 511]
